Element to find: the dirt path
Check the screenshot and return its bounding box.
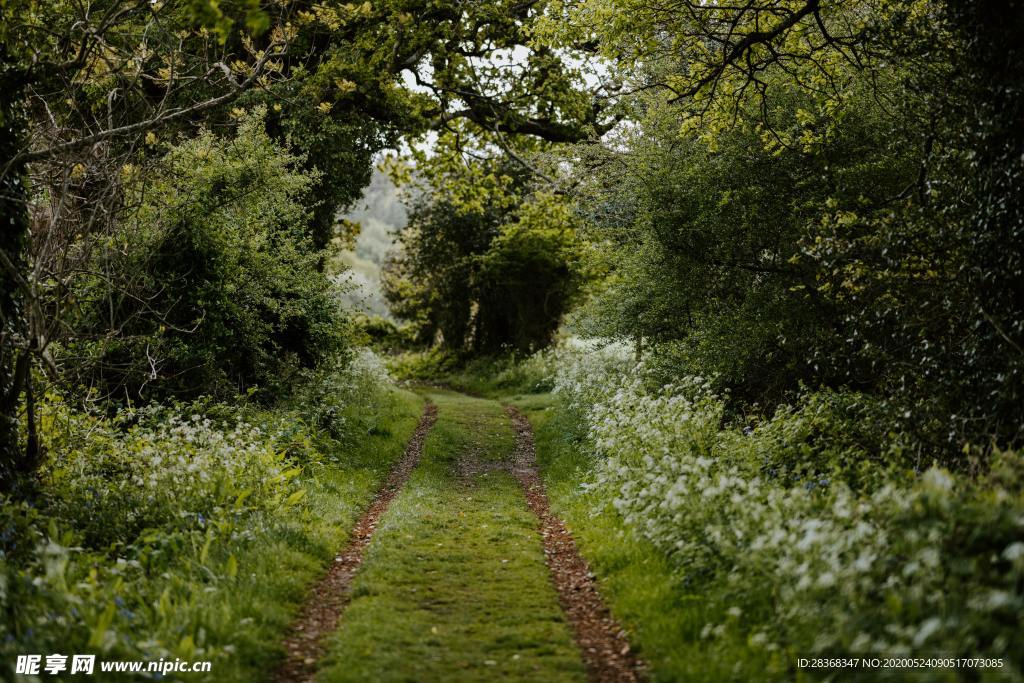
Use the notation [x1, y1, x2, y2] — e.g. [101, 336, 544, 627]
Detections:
[506, 406, 644, 683]
[313, 391, 586, 682]
[272, 402, 437, 683]
[273, 392, 640, 683]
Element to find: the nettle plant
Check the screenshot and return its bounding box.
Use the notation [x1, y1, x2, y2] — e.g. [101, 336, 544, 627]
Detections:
[552, 348, 1024, 674]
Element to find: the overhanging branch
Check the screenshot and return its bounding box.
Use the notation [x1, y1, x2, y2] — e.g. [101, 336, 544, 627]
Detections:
[17, 43, 288, 165]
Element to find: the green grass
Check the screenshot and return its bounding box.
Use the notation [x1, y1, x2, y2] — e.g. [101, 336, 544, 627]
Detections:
[511, 393, 778, 682]
[163, 388, 427, 682]
[317, 391, 586, 683]
[386, 350, 555, 398]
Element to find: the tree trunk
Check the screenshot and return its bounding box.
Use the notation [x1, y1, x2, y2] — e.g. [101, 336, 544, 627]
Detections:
[0, 55, 30, 488]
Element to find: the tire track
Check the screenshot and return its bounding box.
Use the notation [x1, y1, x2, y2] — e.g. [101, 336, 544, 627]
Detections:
[505, 405, 645, 683]
[272, 402, 438, 683]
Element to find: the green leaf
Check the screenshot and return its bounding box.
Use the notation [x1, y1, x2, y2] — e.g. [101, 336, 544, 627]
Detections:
[88, 603, 117, 649]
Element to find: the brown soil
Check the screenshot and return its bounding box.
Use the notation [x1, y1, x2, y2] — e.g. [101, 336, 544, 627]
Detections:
[271, 402, 438, 683]
[505, 405, 646, 683]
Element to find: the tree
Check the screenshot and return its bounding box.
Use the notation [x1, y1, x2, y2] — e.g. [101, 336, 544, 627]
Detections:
[384, 167, 586, 354]
[556, 0, 1023, 454]
[58, 109, 347, 401]
[0, 0, 293, 485]
[940, 0, 1024, 444]
[0, 0, 618, 485]
[0, 52, 32, 483]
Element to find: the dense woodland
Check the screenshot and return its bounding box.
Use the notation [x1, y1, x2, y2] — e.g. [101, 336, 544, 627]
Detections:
[1, 0, 1023, 680]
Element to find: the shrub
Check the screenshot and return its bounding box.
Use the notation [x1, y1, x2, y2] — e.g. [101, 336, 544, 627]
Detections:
[287, 348, 396, 442]
[0, 398, 311, 671]
[551, 348, 1024, 677]
[59, 107, 349, 402]
[38, 399, 308, 551]
[0, 350, 397, 676]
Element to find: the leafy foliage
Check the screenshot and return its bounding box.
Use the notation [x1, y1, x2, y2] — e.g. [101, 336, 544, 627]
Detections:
[2, 0, 1023, 676]
[0, 83, 30, 483]
[550, 345, 1024, 677]
[385, 178, 587, 354]
[1, 0, 615, 483]
[559, 0, 1024, 455]
[0, 353, 409, 680]
[58, 109, 349, 402]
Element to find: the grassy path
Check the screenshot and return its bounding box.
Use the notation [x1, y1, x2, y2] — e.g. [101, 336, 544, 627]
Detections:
[315, 391, 587, 682]
[274, 403, 438, 682]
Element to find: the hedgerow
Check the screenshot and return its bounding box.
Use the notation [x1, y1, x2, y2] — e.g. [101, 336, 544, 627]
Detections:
[551, 346, 1024, 677]
[0, 351, 397, 677]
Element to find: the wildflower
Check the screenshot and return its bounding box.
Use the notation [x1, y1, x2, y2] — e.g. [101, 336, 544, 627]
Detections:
[1003, 542, 1024, 562]
[921, 468, 954, 492]
[912, 617, 942, 647]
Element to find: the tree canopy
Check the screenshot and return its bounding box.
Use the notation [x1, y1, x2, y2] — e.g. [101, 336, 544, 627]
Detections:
[2, 0, 1023, 474]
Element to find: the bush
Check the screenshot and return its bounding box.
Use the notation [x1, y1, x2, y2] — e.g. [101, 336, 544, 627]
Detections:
[442, 349, 565, 396]
[59, 107, 349, 402]
[551, 347, 1024, 677]
[386, 344, 564, 396]
[287, 348, 396, 441]
[39, 399, 308, 550]
[385, 347, 462, 382]
[0, 406, 304, 674]
[0, 350, 398, 677]
[351, 314, 419, 353]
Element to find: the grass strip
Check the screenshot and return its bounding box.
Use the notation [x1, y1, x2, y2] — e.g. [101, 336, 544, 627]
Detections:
[513, 392, 775, 682]
[317, 391, 586, 683]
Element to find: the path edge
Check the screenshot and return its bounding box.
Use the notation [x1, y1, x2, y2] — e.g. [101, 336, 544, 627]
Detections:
[271, 401, 438, 683]
[505, 405, 646, 683]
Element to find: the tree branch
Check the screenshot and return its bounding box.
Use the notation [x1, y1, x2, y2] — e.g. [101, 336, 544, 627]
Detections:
[17, 42, 287, 165]
[668, 0, 821, 104]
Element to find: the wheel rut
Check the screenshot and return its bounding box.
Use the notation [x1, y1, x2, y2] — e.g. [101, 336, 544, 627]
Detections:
[273, 396, 640, 683]
[506, 405, 645, 683]
[272, 402, 438, 683]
